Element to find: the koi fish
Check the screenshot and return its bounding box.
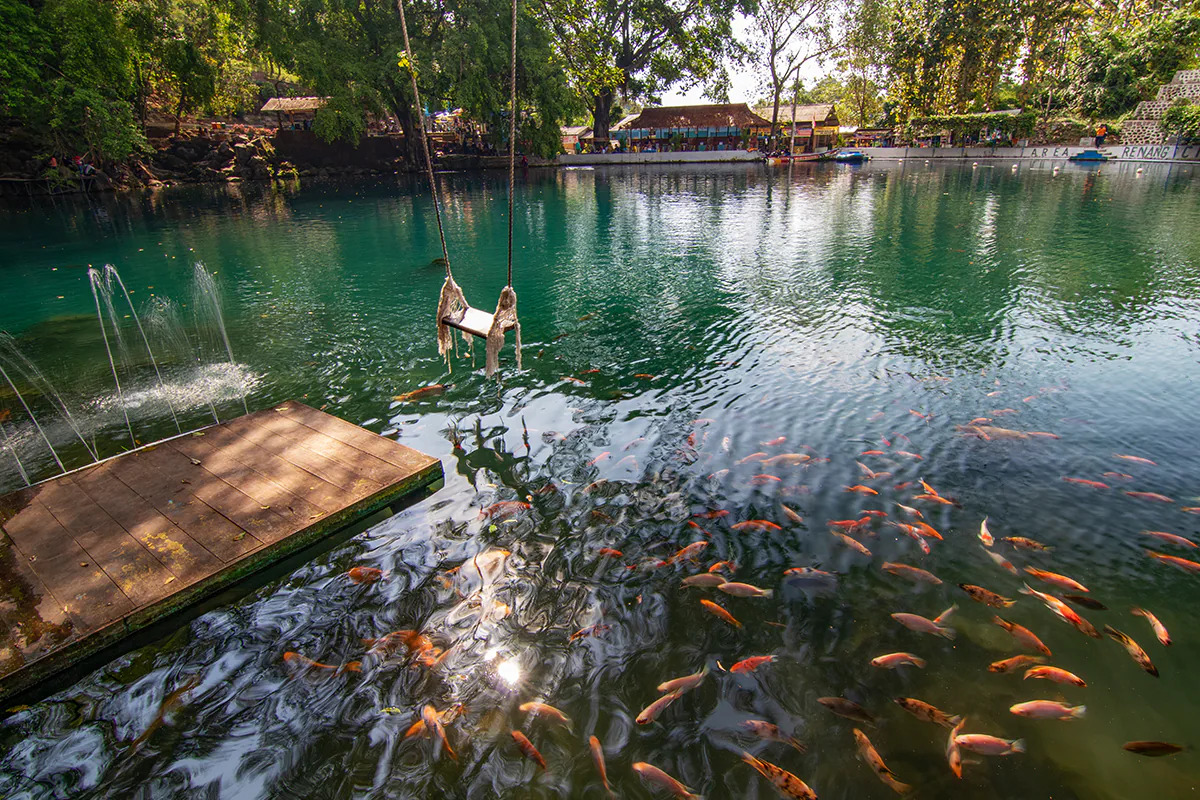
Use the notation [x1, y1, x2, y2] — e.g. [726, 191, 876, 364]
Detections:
[393, 384, 447, 402]
[422, 704, 457, 760]
[1123, 741, 1184, 757]
[682, 573, 726, 588]
[762, 436, 787, 446]
[845, 484, 879, 495]
[740, 720, 806, 753]
[737, 452, 769, 465]
[740, 750, 817, 799]
[1181, 506, 1200, 514]
[588, 736, 613, 796]
[991, 408, 1019, 416]
[732, 520, 782, 532]
[817, 697, 876, 726]
[587, 452, 611, 466]
[1028, 431, 1061, 439]
[763, 453, 811, 466]
[729, 655, 776, 673]
[894, 697, 962, 728]
[700, 599, 742, 628]
[891, 607, 956, 640]
[562, 376, 586, 385]
[861, 510, 889, 519]
[481, 500, 531, 520]
[988, 655, 1046, 673]
[909, 409, 930, 420]
[128, 675, 200, 750]
[569, 623, 611, 642]
[960, 584, 1015, 607]
[671, 541, 710, 563]
[1141, 530, 1197, 548]
[719, 582, 774, 598]
[634, 373, 655, 379]
[1103, 472, 1133, 480]
[955, 734, 1026, 756]
[993, 616, 1052, 656]
[1021, 584, 1100, 637]
[511, 730, 546, 770]
[861, 450, 886, 456]
[947, 717, 967, 778]
[1009, 700, 1086, 720]
[982, 547, 1018, 575]
[1104, 625, 1159, 676]
[895, 503, 924, 520]
[708, 560, 736, 574]
[596, 547, 623, 558]
[1025, 666, 1086, 687]
[830, 518, 868, 531]
[637, 690, 684, 724]
[657, 667, 709, 694]
[870, 652, 926, 669]
[1114, 454, 1157, 466]
[1063, 477, 1108, 489]
[979, 517, 994, 546]
[519, 702, 571, 727]
[781, 505, 805, 524]
[895, 451, 923, 460]
[1126, 491, 1174, 503]
[1063, 594, 1107, 610]
[915, 521, 943, 540]
[882, 562, 942, 584]
[915, 493, 956, 506]
[1002, 536, 1052, 551]
[832, 532, 872, 556]
[363, 629, 434, 655]
[695, 509, 730, 519]
[1131, 607, 1171, 646]
[968, 417, 992, 425]
[783, 567, 838, 586]
[632, 763, 699, 798]
[1024, 567, 1089, 593]
[1145, 550, 1200, 574]
[750, 474, 782, 486]
[283, 652, 361, 674]
[347, 566, 384, 584]
[853, 728, 912, 794]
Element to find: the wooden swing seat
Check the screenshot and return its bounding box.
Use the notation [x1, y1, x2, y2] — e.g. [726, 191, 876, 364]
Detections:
[441, 305, 514, 339]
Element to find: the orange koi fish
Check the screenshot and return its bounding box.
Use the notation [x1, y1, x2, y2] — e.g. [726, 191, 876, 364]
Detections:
[1131, 607, 1171, 646]
[1125, 490, 1174, 503]
[700, 599, 742, 628]
[729, 655, 776, 673]
[983, 547, 1018, 574]
[740, 750, 817, 798]
[947, 717, 967, 778]
[992, 616, 1051, 655]
[481, 500, 531, 520]
[561, 376, 586, 385]
[762, 453, 811, 466]
[520, 702, 572, 727]
[968, 417, 992, 425]
[818, 696, 876, 725]
[955, 733, 1025, 755]
[596, 547, 623, 558]
[1024, 666, 1086, 687]
[1020, 584, 1100, 637]
[283, 651, 361, 674]
[882, 562, 942, 584]
[737, 452, 769, 465]
[895, 502, 924, 520]
[1009, 700, 1086, 720]
[860, 450, 886, 456]
[719, 582, 774, 598]
[363, 629, 433, 655]
[740, 720, 806, 753]
[569, 624, 611, 641]
[832, 532, 872, 556]
[589, 736, 613, 797]
[657, 666, 709, 694]
[853, 728, 913, 794]
[347, 566, 384, 584]
[422, 704, 457, 760]
[1024, 567, 1088, 593]
[694, 509, 730, 519]
[637, 691, 684, 724]
[979, 517, 994, 546]
[1114, 454, 1157, 466]
[671, 541, 710, 563]
[1002, 536, 1052, 551]
[846, 484, 879, 495]
[750, 474, 782, 485]
[894, 697, 962, 728]
[915, 493, 956, 506]
[1141, 531, 1197, 548]
[909, 410, 930, 420]
[708, 560, 736, 574]
[1063, 477, 1108, 489]
[891, 606, 956, 639]
[1145, 550, 1200, 574]
[780, 504, 805, 524]
[1102, 471, 1133, 480]
[632, 762, 699, 798]
[587, 452, 611, 466]
[732, 520, 782, 532]
[1182, 507, 1200, 514]
[870, 652, 926, 669]
[763, 436, 787, 446]
[393, 384, 447, 402]
[682, 573, 725, 588]
[511, 730, 546, 770]
[895, 451, 923, 460]
[856, 461, 890, 480]
[959, 583, 1015, 607]
[988, 654, 1046, 673]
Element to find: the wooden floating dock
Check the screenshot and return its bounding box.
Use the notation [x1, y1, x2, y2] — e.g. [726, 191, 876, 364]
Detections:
[0, 401, 442, 703]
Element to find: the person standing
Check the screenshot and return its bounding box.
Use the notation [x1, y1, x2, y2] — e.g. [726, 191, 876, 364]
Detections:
[1096, 123, 1108, 147]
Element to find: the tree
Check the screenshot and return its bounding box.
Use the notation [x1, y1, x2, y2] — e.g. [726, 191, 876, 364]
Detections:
[532, 0, 749, 141]
[749, 0, 837, 144]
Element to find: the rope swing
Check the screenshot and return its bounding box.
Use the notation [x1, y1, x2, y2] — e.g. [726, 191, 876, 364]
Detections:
[397, 0, 521, 378]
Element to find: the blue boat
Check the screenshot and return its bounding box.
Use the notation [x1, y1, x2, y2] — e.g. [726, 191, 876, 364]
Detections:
[834, 151, 868, 164]
[1069, 149, 1108, 162]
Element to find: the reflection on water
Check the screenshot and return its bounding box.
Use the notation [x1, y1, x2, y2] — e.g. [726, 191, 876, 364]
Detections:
[2, 163, 1200, 798]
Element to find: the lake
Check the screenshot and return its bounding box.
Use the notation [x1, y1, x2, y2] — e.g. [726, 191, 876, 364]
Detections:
[1, 160, 1199, 799]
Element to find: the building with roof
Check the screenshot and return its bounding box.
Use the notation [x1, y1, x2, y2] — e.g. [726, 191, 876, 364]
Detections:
[753, 103, 840, 152]
[613, 103, 772, 152]
[261, 97, 328, 129]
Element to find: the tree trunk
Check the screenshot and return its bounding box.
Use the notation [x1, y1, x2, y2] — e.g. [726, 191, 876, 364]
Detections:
[174, 93, 186, 137]
[393, 100, 426, 170]
[592, 89, 614, 141]
[771, 88, 783, 148]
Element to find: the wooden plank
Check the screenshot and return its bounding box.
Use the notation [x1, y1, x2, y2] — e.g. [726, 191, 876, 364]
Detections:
[69, 469, 224, 584]
[105, 447, 263, 561]
[179, 424, 354, 512]
[273, 402, 438, 473]
[164, 437, 330, 539]
[250, 411, 407, 486]
[2, 495, 82, 564]
[218, 413, 384, 495]
[33, 479, 178, 607]
[109, 445, 293, 551]
[0, 535, 74, 678]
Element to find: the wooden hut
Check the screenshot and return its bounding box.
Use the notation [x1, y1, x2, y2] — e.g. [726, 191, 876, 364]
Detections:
[615, 104, 772, 152]
[261, 97, 328, 130]
[754, 103, 841, 152]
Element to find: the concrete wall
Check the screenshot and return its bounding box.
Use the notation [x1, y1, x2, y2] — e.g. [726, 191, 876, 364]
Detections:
[272, 130, 407, 169]
[556, 150, 763, 166]
[855, 144, 1200, 163]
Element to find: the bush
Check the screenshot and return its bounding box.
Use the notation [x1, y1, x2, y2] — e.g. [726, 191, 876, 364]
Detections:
[1161, 97, 1200, 141]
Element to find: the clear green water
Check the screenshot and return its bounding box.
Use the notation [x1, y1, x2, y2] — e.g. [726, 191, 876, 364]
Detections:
[2, 162, 1200, 798]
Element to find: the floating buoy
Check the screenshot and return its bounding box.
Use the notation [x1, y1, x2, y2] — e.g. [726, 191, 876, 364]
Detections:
[1011, 164, 1018, 171]
[972, 162, 978, 168]
[1136, 167, 1144, 175]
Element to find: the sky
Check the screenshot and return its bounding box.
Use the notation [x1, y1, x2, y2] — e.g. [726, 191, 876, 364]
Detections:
[657, 15, 830, 107]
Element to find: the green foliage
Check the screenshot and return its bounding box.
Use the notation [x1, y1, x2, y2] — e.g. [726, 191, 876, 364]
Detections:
[1162, 97, 1200, 140]
[906, 110, 1036, 140]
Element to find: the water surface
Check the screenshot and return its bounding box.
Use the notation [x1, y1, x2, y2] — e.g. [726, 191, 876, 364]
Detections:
[1, 161, 1200, 798]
